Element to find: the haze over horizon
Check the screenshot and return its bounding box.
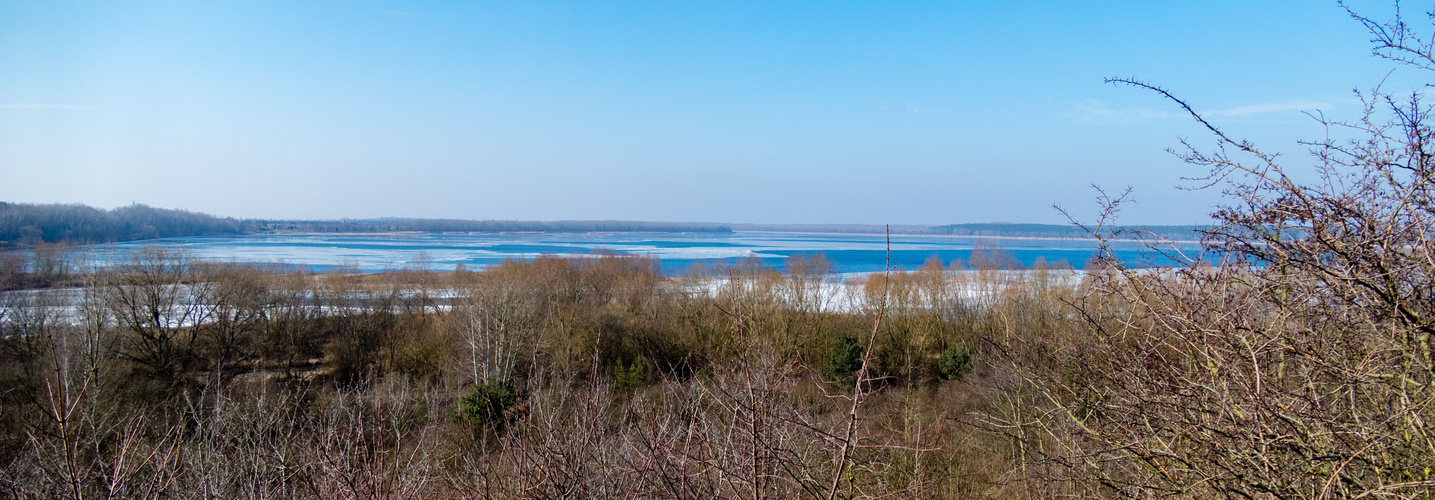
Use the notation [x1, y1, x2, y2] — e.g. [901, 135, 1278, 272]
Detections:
[1, 1, 1421, 226]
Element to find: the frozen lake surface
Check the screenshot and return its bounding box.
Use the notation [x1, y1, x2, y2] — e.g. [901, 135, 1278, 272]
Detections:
[73, 231, 1198, 275]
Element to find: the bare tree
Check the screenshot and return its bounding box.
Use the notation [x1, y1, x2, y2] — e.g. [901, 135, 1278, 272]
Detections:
[451, 265, 541, 386]
[104, 248, 214, 385]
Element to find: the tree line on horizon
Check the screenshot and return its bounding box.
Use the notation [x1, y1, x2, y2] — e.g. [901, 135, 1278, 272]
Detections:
[0, 202, 734, 249]
[2, 201, 1210, 251]
[931, 222, 1206, 240]
[0, 202, 247, 248]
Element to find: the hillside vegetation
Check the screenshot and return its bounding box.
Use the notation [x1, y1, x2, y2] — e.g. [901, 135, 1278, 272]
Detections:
[0, 202, 732, 249]
[1, 248, 1074, 498]
[0, 202, 245, 247]
[0, 201, 1193, 251]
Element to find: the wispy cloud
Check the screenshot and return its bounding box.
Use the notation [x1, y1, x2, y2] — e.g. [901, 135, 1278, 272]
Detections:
[0, 103, 91, 110]
[1199, 100, 1329, 118]
[1069, 99, 1167, 125]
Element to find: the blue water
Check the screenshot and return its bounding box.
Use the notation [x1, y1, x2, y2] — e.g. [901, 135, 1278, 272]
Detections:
[80, 232, 1201, 275]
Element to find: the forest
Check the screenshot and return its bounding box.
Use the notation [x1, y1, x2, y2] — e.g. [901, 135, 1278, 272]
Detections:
[0, 201, 1204, 252]
[0, 203, 733, 250]
[0, 203, 246, 248]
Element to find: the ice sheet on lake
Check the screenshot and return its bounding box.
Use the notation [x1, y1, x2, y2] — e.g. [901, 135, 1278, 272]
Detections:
[56, 232, 1193, 275]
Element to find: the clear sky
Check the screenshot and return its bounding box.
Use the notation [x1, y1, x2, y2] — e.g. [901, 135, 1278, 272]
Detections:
[0, 1, 1423, 225]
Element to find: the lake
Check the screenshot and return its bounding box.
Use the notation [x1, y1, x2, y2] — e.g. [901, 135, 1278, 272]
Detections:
[73, 231, 1201, 275]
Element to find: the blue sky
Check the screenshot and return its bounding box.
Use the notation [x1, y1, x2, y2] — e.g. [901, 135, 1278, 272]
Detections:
[0, 1, 1423, 224]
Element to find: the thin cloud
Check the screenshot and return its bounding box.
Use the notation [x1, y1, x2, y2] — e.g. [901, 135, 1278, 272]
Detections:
[1069, 99, 1168, 125]
[0, 103, 91, 110]
[1200, 100, 1329, 118]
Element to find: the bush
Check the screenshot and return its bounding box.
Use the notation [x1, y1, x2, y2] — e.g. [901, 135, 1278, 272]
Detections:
[458, 379, 520, 431]
[938, 343, 972, 381]
[1021, 5, 1435, 496]
[613, 357, 647, 392]
[821, 334, 864, 384]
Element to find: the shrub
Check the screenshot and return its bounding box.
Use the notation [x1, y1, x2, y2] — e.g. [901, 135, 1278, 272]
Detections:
[821, 334, 863, 384]
[613, 357, 647, 392]
[938, 343, 972, 381]
[1021, 5, 1435, 496]
[458, 379, 520, 431]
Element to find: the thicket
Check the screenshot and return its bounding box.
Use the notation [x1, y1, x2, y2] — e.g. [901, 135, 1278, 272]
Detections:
[0, 244, 1085, 498]
[994, 4, 1435, 497]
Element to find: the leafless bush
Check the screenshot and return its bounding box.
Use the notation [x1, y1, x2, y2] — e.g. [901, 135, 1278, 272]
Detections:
[1005, 4, 1435, 497]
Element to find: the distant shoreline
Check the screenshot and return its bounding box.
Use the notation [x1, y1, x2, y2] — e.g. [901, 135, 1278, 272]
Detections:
[733, 230, 1204, 245]
[174, 229, 1206, 245]
[1, 229, 1207, 249]
[2, 200, 1207, 249]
